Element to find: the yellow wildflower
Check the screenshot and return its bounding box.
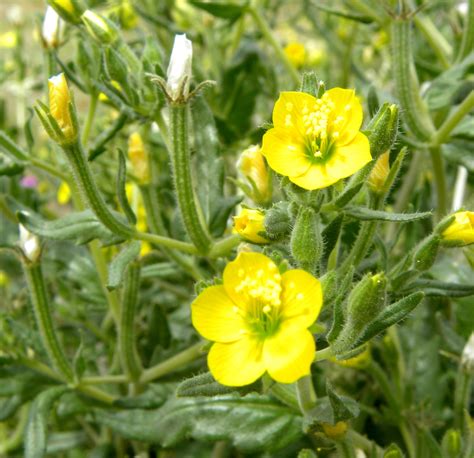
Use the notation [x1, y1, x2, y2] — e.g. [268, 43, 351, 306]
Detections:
[233, 209, 268, 244]
[191, 252, 323, 386]
[128, 132, 150, 185]
[48, 73, 77, 144]
[284, 42, 306, 68]
[57, 182, 71, 205]
[0, 31, 17, 48]
[261, 89, 371, 190]
[442, 211, 474, 246]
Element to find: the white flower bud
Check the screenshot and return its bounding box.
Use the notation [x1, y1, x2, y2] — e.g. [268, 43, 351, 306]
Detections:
[166, 34, 192, 101]
[461, 332, 474, 374]
[19, 224, 41, 262]
[42, 7, 63, 48]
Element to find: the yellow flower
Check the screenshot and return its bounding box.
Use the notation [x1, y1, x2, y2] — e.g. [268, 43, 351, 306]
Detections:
[0, 31, 17, 48]
[237, 145, 272, 204]
[233, 209, 268, 244]
[48, 73, 77, 144]
[284, 42, 306, 68]
[57, 182, 71, 205]
[191, 252, 323, 386]
[128, 132, 150, 184]
[367, 151, 390, 194]
[261, 89, 372, 190]
[442, 211, 474, 246]
[330, 345, 371, 369]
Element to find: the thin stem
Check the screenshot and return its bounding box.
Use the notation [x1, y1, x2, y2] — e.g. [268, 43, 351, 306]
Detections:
[346, 430, 383, 455]
[296, 375, 317, 416]
[134, 230, 197, 254]
[81, 93, 98, 146]
[247, 6, 300, 86]
[314, 346, 334, 362]
[209, 235, 241, 258]
[432, 91, 474, 146]
[81, 374, 128, 385]
[139, 341, 204, 384]
[30, 157, 70, 182]
[429, 147, 448, 220]
[23, 261, 74, 382]
[456, 0, 474, 62]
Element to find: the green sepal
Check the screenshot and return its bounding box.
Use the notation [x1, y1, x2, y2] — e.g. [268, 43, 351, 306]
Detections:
[367, 86, 380, 117]
[412, 235, 440, 271]
[366, 103, 399, 158]
[300, 72, 323, 97]
[117, 149, 137, 225]
[107, 240, 141, 291]
[47, 0, 85, 24]
[264, 201, 291, 240]
[383, 443, 405, 457]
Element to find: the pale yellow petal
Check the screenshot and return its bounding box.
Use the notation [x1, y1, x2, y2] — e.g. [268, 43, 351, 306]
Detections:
[208, 337, 265, 386]
[261, 128, 311, 177]
[326, 87, 363, 145]
[191, 285, 246, 343]
[326, 132, 372, 179]
[264, 326, 315, 383]
[280, 270, 322, 329]
[272, 91, 317, 132]
[289, 163, 339, 190]
[223, 252, 281, 307]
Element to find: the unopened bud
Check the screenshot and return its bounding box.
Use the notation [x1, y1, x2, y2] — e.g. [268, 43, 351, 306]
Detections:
[322, 421, 347, 439]
[368, 151, 390, 194]
[440, 211, 474, 247]
[413, 234, 440, 271]
[441, 429, 462, 457]
[237, 145, 272, 205]
[367, 103, 399, 158]
[384, 444, 404, 458]
[42, 7, 63, 48]
[264, 202, 290, 240]
[233, 208, 269, 244]
[81, 10, 120, 44]
[18, 224, 41, 262]
[128, 132, 150, 185]
[47, 0, 85, 24]
[166, 34, 192, 102]
[461, 333, 474, 374]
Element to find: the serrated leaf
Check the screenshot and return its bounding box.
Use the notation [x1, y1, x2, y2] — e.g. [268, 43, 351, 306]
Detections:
[345, 207, 432, 222]
[107, 240, 141, 290]
[94, 393, 302, 452]
[25, 386, 68, 458]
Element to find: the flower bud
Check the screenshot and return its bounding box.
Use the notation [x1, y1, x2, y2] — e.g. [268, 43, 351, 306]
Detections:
[41, 7, 63, 49]
[284, 42, 306, 68]
[166, 34, 193, 102]
[441, 429, 462, 457]
[461, 333, 474, 374]
[322, 421, 347, 439]
[47, 0, 85, 24]
[367, 103, 399, 158]
[47, 73, 78, 145]
[367, 151, 390, 194]
[237, 145, 272, 205]
[264, 202, 290, 240]
[441, 211, 474, 247]
[384, 444, 404, 458]
[81, 10, 120, 44]
[128, 132, 150, 185]
[412, 234, 440, 271]
[331, 345, 371, 369]
[18, 224, 41, 262]
[290, 206, 323, 272]
[233, 208, 269, 244]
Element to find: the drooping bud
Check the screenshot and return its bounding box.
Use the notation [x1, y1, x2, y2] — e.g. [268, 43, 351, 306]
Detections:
[290, 206, 323, 272]
[47, 0, 85, 24]
[237, 145, 272, 205]
[233, 208, 269, 244]
[128, 132, 150, 185]
[166, 34, 193, 102]
[440, 211, 474, 247]
[367, 103, 399, 158]
[412, 234, 440, 271]
[264, 202, 290, 240]
[81, 10, 120, 44]
[367, 151, 390, 194]
[18, 224, 41, 262]
[41, 7, 63, 49]
[461, 333, 474, 374]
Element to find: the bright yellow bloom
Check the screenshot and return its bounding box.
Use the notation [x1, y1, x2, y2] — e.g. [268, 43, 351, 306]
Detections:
[233, 209, 268, 244]
[442, 211, 474, 246]
[48, 73, 77, 143]
[191, 252, 323, 386]
[237, 145, 272, 205]
[367, 151, 390, 194]
[261, 89, 372, 190]
[125, 183, 151, 256]
[128, 132, 150, 184]
[284, 42, 306, 68]
[57, 182, 71, 204]
[0, 31, 17, 48]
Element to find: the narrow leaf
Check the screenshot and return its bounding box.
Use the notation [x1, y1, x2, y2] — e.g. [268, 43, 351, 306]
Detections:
[345, 207, 432, 222]
[117, 149, 137, 225]
[107, 241, 141, 291]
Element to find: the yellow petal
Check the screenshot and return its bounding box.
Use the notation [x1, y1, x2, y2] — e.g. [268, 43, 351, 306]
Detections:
[272, 91, 317, 133]
[191, 285, 246, 343]
[264, 326, 315, 383]
[289, 163, 339, 190]
[325, 88, 363, 145]
[442, 211, 474, 245]
[261, 128, 311, 177]
[223, 252, 281, 307]
[326, 132, 372, 179]
[280, 269, 322, 329]
[208, 337, 265, 386]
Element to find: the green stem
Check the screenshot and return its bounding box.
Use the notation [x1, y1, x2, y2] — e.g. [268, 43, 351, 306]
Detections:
[119, 262, 143, 382]
[314, 346, 334, 362]
[81, 374, 128, 385]
[346, 430, 383, 455]
[247, 6, 300, 86]
[64, 142, 133, 238]
[169, 104, 212, 254]
[456, 0, 474, 62]
[81, 93, 98, 146]
[296, 375, 317, 416]
[429, 147, 448, 220]
[30, 158, 70, 182]
[134, 230, 197, 254]
[209, 235, 241, 258]
[23, 261, 74, 382]
[454, 369, 472, 429]
[432, 91, 474, 146]
[0, 404, 29, 454]
[391, 17, 435, 140]
[139, 341, 204, 384]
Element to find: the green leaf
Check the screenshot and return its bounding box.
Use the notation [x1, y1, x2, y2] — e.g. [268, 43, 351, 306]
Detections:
[0, 394, 24, 421]
[189, 1, 246, 20]
[405, 279, 474, 298]
[345, 207, 432, 222]
[0, 130, 29, 160]
[322, 213, 344, 267]
[311, 3, 373, 23]
[442, 141, 474, 172]
[334, 182, 364, 208]
[17, 209, 124, 246]
[0, 152, 25, 176]
[25, 386, 68, 458]
[107, 240, 141, 291]
[117, 149, 137, 225]
[114, 383, 175, 409]
[95, 393, 302, 452]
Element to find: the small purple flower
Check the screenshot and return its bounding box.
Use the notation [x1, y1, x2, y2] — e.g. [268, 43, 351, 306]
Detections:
[20, 174, 39, 189]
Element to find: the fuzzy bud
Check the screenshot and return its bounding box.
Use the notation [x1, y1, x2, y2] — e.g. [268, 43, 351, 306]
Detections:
[18, 224, 41, 263]
[42, 7, 63, 49]
[440, 211, 474, 247]
[233, 208, 269, 244]
[47, 0, 85, 24]
[166, 34, 193, 102]
[128, 132, 150, 185]
[367, 103, 399, 158]
[367, 151, 390, 194]
[81, 10, 120, 44]
[413, 234, 440, 271]
[264, 202, 290, 240]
